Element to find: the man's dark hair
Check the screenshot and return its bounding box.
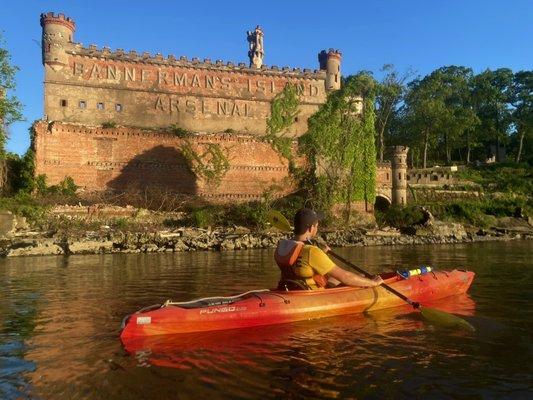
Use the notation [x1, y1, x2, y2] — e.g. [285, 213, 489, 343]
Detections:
[294, 208, 322, 235]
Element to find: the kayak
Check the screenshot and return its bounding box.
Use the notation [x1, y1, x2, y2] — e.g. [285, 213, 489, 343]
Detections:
[122, 293, 476, 367]
[120, 269, 474, 340]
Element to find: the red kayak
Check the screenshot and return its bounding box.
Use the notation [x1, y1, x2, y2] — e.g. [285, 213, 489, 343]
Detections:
[120, 269, 474, 340]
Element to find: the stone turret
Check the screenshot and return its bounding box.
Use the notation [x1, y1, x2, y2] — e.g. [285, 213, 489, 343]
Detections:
[390, 146, 409, 206]
[318, 49, 342, 92]
[247, 26, 264, 68]
[40, 12, 75, 68]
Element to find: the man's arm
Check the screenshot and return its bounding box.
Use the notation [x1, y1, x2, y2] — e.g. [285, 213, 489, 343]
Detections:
[328, 265, 383, 288]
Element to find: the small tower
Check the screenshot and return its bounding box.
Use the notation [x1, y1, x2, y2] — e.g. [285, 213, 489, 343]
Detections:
[40, 12, 76, 68]
[390, 146, 409, 206]
[247, 26, 264, 68]
[318, 49, 342, 92]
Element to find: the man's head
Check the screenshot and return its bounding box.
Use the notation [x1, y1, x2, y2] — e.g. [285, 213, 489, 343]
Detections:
[294, 208, 322, 236]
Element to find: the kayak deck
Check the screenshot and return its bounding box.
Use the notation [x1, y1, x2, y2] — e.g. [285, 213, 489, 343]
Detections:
[120, 269, 474, 339]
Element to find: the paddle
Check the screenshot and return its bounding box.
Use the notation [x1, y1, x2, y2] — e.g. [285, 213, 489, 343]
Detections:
[266, 209, 475, 331]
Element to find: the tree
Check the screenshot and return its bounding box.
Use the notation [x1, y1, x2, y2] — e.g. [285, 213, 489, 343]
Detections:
[402, 74, 447, 168]
[509, 71, 532, 163]
[301, 73, 377, 220]
[432, 66, 479, 164]
[374, 65, 412, 162]
[0, 33, 23, 190]
[401, 66, 481, 167]
[471, 69, 514, 161]
[0, 33, 23, 155]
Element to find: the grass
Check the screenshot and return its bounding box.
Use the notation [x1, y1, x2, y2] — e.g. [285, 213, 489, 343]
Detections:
[456, 162, 533, 196]
[377, 195, 529, 229]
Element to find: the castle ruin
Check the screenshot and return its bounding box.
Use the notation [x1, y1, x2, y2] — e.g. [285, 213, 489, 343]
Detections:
[34, 12, 403, 209]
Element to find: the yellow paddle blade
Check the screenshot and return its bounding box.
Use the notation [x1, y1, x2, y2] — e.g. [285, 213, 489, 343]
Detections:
[266, 210, 292, 232]
[420, 307, 475, 332]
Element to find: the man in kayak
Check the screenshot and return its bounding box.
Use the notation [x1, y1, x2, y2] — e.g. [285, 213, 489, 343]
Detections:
[275, 208, 384, 290]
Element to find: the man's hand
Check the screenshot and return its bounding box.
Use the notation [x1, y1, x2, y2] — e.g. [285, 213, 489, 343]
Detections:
[371, 276, 384, 287]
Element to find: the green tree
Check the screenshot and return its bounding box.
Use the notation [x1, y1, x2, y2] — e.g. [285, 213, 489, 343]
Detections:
[1, 33, 23, 191]
[509, 71, 532, 163]
[300, 73, 377, 220]
[401, 66, 480, 167]
[402, 75, 446, 168]
[374, 65, 413, 162]
[433, 66, 479, 164]
[471, 68, 514, 161]
[0, 34, 23, 154]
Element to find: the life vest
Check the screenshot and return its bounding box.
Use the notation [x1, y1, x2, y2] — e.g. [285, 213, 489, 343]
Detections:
[274, 239, 328, 289]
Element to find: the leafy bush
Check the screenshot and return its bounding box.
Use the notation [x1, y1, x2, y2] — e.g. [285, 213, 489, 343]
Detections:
[0, 192, 48, 224]
[35, 174, 48, 195]
[375, 205, 425, 228]
[36, 175, 78, 197]
[190, 206, 224, 228]
[111, 217, 129, 230]
[426, 197, 529, 227]
[169, 125, 192, 138]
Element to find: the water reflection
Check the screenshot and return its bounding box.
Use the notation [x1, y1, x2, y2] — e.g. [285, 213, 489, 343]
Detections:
[0, 241, 531, 399]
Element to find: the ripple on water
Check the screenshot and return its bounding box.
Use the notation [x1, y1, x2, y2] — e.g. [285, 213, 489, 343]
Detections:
[0, 241, 532, 399]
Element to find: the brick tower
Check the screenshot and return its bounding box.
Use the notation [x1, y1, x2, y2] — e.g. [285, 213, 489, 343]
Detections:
[391, 146, 409, 206]
[318, 49, 342, 92]
[40, 12, 75, 68]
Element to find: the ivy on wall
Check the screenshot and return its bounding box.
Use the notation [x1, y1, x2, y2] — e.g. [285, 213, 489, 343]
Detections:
[264, 84, 300, 165]
[181, 140, 230, 187]
[299, 73, 377, 218]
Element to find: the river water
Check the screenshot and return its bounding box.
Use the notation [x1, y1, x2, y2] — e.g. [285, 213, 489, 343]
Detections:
[0, 241, 531, 399]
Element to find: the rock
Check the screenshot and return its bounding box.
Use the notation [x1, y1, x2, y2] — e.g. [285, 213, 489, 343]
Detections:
[430, 222, 467, 239]
[5, 239, 64, 257]
[220, 239, 235, 251]
[14, 215, 30, 231]
[173, 240, 189, 252]
[365, 228, 401, 237]
[233, 226, 251, 235]
[0, 211, 16, 238]
[142, 243, 159, 253]
[68, 240, 114, 254]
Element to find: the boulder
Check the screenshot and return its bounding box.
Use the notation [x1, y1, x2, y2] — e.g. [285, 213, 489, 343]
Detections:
[68, 239, 114, 254]
[5, 239, 64, 257]
[0, 211, 16, 238]
[14, 215, 30, 231]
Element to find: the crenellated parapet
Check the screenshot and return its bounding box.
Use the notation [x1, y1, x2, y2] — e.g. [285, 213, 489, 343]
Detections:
[40, 12, 76, 31]
[67, 43, 326, 79]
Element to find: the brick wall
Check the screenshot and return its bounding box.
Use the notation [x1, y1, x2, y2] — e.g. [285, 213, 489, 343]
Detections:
[34, 120, 394, 204]
[44, 51, 327, 136]
[33, 121, 295, 202]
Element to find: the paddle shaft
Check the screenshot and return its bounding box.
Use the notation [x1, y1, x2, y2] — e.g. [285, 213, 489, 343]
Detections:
[325, 248, 420, 308]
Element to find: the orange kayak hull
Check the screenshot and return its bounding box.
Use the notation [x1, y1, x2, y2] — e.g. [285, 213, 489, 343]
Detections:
[120, 269, 474, 340]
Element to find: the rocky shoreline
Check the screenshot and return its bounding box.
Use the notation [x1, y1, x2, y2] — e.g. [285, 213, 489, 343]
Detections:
[1, 220, 531, 257]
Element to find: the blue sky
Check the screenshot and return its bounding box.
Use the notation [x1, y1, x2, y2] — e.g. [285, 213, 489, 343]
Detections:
[2, 0, 532, 155]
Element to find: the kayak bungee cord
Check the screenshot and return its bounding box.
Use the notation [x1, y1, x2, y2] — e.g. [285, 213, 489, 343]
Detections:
[162, 289, 270, 308]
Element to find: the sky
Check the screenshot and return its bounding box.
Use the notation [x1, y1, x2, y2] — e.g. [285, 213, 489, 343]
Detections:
[1, 0, 532, 155]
